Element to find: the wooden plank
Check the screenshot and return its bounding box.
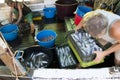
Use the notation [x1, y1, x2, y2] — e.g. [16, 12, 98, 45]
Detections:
[0, 32, 27, 76]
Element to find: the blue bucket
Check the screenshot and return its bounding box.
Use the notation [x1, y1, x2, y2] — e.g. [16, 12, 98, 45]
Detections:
[36, 30, 57, 48]
[43, 7, 56, 18]
[76, 6, 92, 17]
[0, 24, 19, 41]
[76, 9, 85, 17]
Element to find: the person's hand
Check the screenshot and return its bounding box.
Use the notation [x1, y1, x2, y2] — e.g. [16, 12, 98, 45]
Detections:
[93, 51, 105, 63]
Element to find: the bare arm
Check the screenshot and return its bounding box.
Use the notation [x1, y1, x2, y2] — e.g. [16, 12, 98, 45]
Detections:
[94, 42, 120, 62]
[15, 3, 23, 24]
[103, 20, 120, 56]
[104, 43, 120, 55]
[76, 19, 84, 29]
[9, 7, 14, 23]
[75, 11, 94, 31]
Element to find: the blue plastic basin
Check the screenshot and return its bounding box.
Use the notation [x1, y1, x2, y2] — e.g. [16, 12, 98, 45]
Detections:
[0, 24, 19, 41]
[76, 5, 92, 17]
[43, 7, 56, 18]
[36, 30, 57, 48]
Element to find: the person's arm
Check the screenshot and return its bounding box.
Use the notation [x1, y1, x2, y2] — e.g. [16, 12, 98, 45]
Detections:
[103, 42, 120, 56]
[76, 19, 84, 30]
[75, 11, 94, 32]
[94, 43, 120, 62]
[15, 3, 22, 24]
[9, 7, 14, 23]
[97, 38, 109, 46]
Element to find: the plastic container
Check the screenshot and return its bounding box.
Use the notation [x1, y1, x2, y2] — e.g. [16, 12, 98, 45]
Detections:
[74, 6, 92, 26]
[74, 14, 82, 26]
[43, 7, 56, 18]
[76, 9, 85, 17]
[76, 5, 92, 17]
[15, 46, 53, 68]
[36, 30, 57, 48]
[56, 45, 77, 68]
[55, 1, 78, 20]
[76, 6, 92, 14]
[0, 24, 19, 41]
[68, 29, 104, 67]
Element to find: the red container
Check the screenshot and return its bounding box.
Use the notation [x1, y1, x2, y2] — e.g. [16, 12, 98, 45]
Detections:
[74, 14, 82, 26]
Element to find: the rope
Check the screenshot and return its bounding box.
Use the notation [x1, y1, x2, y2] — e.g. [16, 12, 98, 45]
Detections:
[12, 55, 19, 80]
[8, 48, 19, 80]
[5, 49, 19, 80]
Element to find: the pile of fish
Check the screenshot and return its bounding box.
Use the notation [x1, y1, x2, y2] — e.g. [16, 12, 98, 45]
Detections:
[25, 52, 49, 69]
[40, 36, 54, 42]
[70, 31, 103, 62]
[16, 52, 50, 69]
[56, 46, 77, 68]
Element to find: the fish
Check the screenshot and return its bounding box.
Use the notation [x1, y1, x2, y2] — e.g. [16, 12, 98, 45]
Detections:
[71, 31, 103, 58]
[40, 36, 54, 42]
[56, 46, 77, 67]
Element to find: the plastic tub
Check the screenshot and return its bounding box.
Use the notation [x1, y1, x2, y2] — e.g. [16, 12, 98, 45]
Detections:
[74, 6, 92, 26]
[77, 6, 92, 13]
[55, 1, 78, 20]
[0, 24, 19, 41]
[76, 5, 92, 17]
[74, 14, 82, 26]
[36, 30, 57, 48]
[76, 9, 85, 17]
[15, 46, 53, 68]
[43, 7, 56, 18]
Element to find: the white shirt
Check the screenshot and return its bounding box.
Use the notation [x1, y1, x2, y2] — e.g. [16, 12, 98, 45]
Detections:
[95, 10, 120, 44]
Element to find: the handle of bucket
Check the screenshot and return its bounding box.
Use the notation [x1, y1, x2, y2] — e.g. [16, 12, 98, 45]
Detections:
[34, 36, 39, 42]
[12, 29, 19, 33]
[14, 50, 24, 61]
